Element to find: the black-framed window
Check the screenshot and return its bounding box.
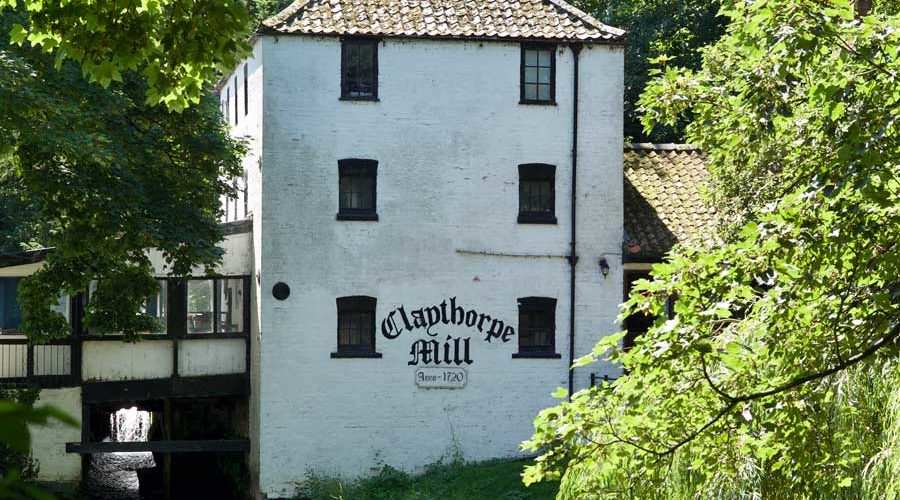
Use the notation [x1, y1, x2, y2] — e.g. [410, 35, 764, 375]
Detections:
[337, 159, 378, 221]
[332, 296, 380, 358]
[78, 279, 165, 337]
[243, 64, 249, 116]
[233, 76, 239, 125]
[521, 44, 555, 104]
[186, 278, 247, 335]
[0, 278, 22, 334]
[514, 297, 560, 358]
[242, 170, 249, 218]
[518, 163, 557, 224]
[142, 279, 168, 333]
[341, 38, 378, 100]
[76, 276, 250, 339]
[225, 87, 230, 123]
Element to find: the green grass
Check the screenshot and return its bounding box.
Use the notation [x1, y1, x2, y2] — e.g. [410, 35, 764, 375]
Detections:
[294, 458, 559, 500]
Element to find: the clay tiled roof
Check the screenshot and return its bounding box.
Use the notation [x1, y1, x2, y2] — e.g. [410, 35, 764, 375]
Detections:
[260, 0, 625, 43]
[624, 144, 718, 262]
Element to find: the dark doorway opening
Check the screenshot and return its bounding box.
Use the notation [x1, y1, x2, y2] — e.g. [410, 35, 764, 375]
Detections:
[83, 397, 249, 500]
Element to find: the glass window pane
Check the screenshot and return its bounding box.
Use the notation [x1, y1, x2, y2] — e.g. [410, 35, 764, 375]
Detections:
[218, 278, 244, 333]
[0, 278, 21, 333]
[520, 312, 533, 346]
[359, 313, 372, 347]
[51, 294, 70, 323]
[351, 313, 361, 345]
[141, 280, 167, 334]
[538, 49, 552, 67]
[356, 177, 373, 210]
[538, 84, 551, 101]
[339, 314, 352, 346]
[339, 175, 351, 210]
[187, 280, 214, 334]
[538, 67, 551, 84]
[524, 84, 537, 101]
[525, 49, 538, 66]
[525, 67, 538, 84]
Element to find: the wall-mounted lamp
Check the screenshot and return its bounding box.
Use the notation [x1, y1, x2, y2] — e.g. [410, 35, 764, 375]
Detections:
[599, 258, 611, 279]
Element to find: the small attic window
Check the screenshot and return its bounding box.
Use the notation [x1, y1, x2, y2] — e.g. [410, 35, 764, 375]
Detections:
[341, 38, 379, 101]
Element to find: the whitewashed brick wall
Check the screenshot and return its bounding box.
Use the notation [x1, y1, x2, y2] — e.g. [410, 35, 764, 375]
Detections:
[226, 35, 624, 497]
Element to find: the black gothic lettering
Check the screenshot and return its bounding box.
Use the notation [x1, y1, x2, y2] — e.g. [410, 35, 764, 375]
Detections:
[381, 315, 400, 339]
[398, 306, 414, 331]
[502, 325, 515, 343]
[462, 337, 473, 365]
[485, 318, 505, 342]
[477, 313, 490, 332]
[440, 301, 450, 324]
[382, 297, 519, 365]
[411, 308, 427, 329]
[450, 297, 464, 325]
[425, 306, 441, 335]
[465, 310, 477, 327]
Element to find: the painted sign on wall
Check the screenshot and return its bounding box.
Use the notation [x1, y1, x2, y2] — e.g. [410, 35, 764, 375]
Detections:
[381, 297, 515, 366]
[415, 367, 467, 389]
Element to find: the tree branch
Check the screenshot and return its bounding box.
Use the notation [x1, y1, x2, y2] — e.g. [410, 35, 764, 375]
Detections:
[650, 321, 900, 457]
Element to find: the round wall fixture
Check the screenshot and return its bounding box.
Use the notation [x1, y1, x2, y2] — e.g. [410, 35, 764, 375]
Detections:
[272, 282, 290, 301]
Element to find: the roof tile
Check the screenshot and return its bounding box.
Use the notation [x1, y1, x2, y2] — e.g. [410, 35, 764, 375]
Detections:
[624, 144, 720, 262]
[261, 0, 625, 42]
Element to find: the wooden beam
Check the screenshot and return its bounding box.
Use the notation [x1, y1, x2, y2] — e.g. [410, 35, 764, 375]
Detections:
[65, 439, 249, 454]
[81, 374, 248, 403]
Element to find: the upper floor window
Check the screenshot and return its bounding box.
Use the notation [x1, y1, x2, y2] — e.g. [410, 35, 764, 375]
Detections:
[225, 87, 230, 123]
[518, 163, 557, 224]
[142, 279, 168, 331]
[0, 278, 21, 334]
[233, 76, 239, 125]
[337, 159, 378, 221]
[332, 296, 381, 358]
[242, 170, 249, 218]
[243, 64, 249, 116]
[514, 297, 560, 358]
[187, 278, 247, 335]
[521, 45, 555, 104]
[341, 38, 378, 100]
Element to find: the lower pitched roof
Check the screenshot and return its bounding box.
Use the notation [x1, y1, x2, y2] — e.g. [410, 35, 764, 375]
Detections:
[623, 144, 719, 263]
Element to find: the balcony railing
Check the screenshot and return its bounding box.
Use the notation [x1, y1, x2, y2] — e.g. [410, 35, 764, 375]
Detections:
[0, 336, 78, 388]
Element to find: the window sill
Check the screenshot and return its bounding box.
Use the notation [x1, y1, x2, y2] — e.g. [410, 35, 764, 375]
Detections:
[337, 212, 379, 221]
[184, 332, 248, 340]
[81, 334, 169, 341]
[331, 351, 383, 359]
[340, 96, 380, 102]
[519, 100, 557, 106]
[518, 214, 557, 225]
[512, 352, 561, 359]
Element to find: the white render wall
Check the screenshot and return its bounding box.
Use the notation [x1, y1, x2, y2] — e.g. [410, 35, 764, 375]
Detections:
[255, 35, 624, 497]
[218, 39, 266, 495]
[30, 387, 81, 484]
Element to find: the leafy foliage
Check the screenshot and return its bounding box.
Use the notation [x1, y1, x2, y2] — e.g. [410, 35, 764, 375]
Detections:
[574, 0, 727, 142]
[0, 167, 46, 254]
[525, 0, 900, 497]
[0, 11, 247, 342]
[248, 0, 294, 25]
[0, 0, 252, 111]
